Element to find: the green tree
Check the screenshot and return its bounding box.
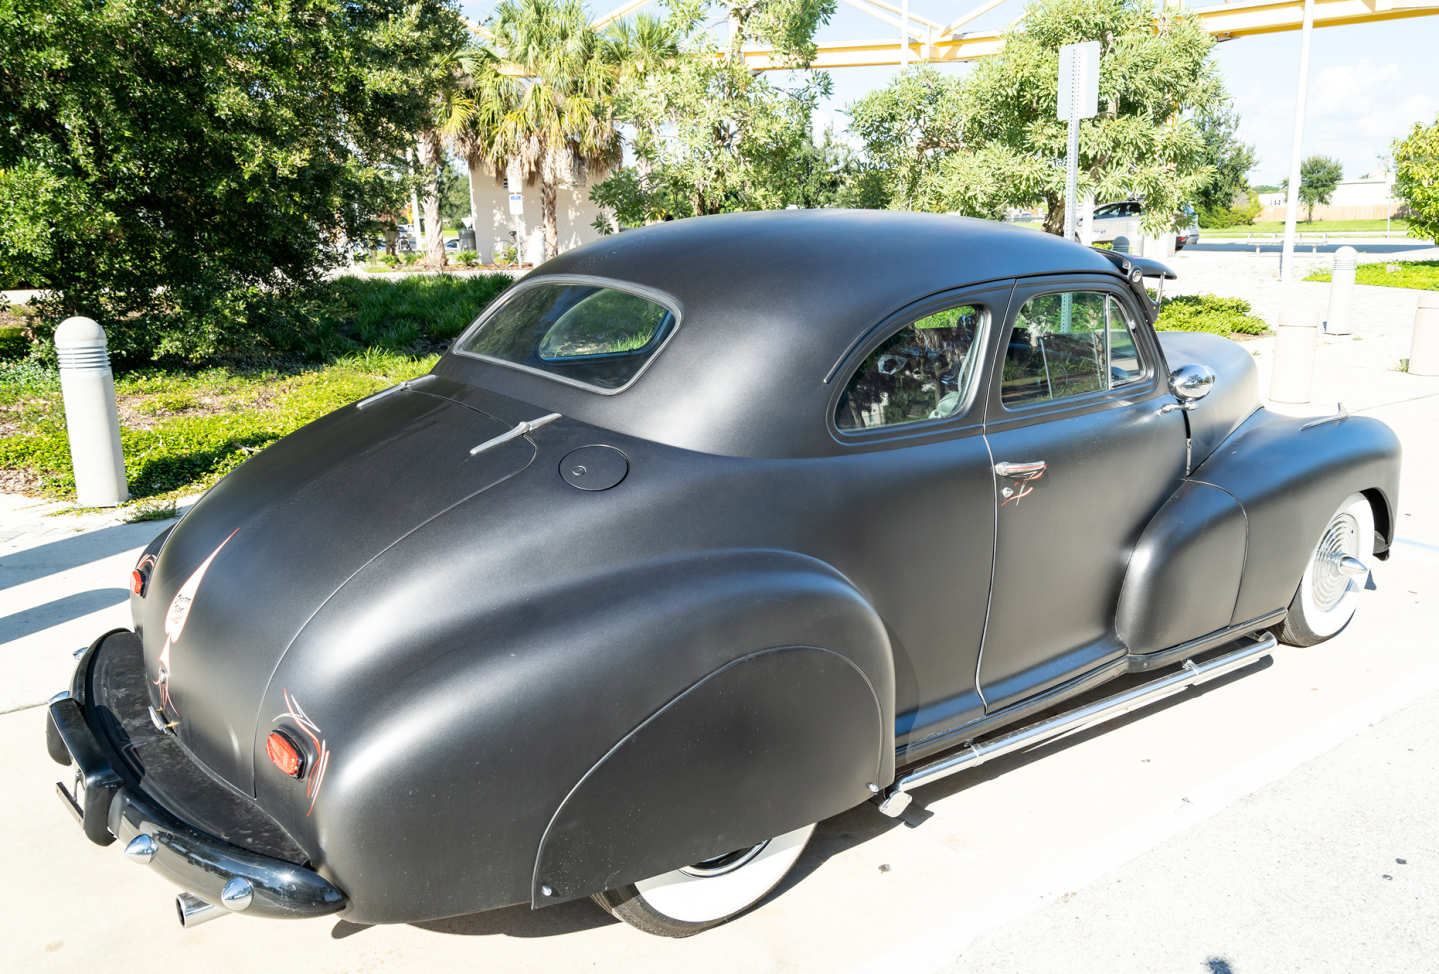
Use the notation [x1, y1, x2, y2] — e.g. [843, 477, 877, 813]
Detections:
[849, 0, 1223, 236]
[589, 0, 835, 226]
[1393, 116, 1439, 243]
[0, 0, 468, 361]
[1298, 155, 1343, 221]
[484, 0, 621, 259]
[1193, 101, 1258, 226]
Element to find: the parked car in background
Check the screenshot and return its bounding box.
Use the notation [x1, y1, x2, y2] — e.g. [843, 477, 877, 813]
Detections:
[1089, 201, 1200, 250]
[47, 212, 1398, 940]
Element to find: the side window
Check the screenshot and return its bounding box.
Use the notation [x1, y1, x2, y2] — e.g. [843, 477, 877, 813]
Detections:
[1001, 292, 1145, 408]
[836, 304, 984, 431]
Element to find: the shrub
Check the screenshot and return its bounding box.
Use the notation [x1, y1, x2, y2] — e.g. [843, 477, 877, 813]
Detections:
[1156, 294, 1269, 337]
[455, 250, 479, 267]
[0, 325, 30, 361]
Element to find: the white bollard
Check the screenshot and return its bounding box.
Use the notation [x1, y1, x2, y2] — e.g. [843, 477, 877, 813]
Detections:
[1412, 293, 1439, 376]
[55, 316, 128, 506]
[1271, 309, 1318, 403]
[1325, 245, 1357, 335]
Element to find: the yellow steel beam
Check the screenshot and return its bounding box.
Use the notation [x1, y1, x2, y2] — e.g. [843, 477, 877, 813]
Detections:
[741, 0, 1439, 69]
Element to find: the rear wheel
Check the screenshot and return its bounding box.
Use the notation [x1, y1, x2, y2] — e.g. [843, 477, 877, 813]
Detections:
[1275, 492, 1375, 646]
[591, 823, 815, 937]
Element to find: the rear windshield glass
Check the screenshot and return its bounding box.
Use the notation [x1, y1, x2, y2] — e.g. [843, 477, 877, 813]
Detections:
[455, 282, 677, 390]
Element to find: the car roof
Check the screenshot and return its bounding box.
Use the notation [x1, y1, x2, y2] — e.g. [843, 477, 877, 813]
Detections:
[440, 210, 1123, 458]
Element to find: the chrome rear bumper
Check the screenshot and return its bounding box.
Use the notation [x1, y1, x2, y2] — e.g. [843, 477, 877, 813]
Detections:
[46, 630, 346, 923]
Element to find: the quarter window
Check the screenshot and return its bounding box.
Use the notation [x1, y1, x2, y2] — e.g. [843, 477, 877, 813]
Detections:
[455, 282, 676, 390]
[1001, 292, 1145, 407]
[836, 305, 984, 431]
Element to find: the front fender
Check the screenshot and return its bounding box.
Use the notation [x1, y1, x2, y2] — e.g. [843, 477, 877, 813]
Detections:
[1188, 408, 1400, 625]
[259, 547, 893, 924]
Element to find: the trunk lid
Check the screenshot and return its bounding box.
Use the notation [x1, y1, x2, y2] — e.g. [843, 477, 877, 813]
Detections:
[135, 381, 536, 793]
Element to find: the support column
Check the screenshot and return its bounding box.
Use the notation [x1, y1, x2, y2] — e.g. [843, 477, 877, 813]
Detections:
[1279, 0, 1315, 284]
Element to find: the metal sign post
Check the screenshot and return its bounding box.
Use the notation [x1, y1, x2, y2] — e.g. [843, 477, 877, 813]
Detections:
[508, 191, 525, 264]
[1058, 41, 1100, 243]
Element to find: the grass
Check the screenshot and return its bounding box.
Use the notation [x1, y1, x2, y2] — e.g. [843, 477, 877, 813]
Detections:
[1204, 218, 1412, 234]
[0, 350, 437, 500]
[1304, 260, 1439, 291]
[0, 274, 514, 502]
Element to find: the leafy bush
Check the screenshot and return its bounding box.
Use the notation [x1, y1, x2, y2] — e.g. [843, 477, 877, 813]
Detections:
[456, 250, 479, 267]
[1394, 116, 1439, 243]
[1156, 294, 1269, 337]
[1198, 190, 1262, 229]
[0, 325, 30, 361]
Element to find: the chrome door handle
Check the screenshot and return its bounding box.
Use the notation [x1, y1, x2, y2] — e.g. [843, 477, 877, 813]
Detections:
[994, 460, 1047, 478]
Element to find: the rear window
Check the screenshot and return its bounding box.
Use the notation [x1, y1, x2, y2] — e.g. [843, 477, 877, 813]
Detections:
[455, 282, 677, 390]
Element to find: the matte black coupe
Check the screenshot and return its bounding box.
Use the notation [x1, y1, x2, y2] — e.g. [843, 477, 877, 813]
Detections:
[47, 211, 1400, 937]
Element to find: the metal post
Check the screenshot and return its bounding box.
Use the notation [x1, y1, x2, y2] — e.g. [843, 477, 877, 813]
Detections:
[55, 317, 127, 507]
[1279, 0, 1315, 284]
[1325, 245, 1357, 335]
[1271, 309, 1318, 403]
[1064, 114, 1080, 242]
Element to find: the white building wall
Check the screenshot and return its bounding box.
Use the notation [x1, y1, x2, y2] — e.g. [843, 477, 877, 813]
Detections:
[467, 160, 609, 265]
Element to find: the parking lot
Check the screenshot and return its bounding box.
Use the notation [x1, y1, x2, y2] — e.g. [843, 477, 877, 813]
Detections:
[3, 250, 1437, 972]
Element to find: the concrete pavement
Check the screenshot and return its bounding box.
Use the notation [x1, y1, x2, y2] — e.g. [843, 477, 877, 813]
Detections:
[2, 251, 1437, 972]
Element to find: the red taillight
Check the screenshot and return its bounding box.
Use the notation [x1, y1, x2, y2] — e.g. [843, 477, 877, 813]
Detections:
[130, 569, 146, 594]
[266, 731, 305, 778]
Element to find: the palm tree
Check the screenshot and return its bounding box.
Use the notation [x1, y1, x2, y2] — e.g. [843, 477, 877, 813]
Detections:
[444, 46, 522, 255]
[482, 0, 620, 260]
[599, 14, 678, 174]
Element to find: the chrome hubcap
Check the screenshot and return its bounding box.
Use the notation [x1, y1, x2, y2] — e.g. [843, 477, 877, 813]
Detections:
[1312, 512, 1361, 611]
[679, 839, 770, 878]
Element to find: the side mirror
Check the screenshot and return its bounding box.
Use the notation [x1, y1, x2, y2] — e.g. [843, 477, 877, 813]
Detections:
[1169, 364, 1215, 404]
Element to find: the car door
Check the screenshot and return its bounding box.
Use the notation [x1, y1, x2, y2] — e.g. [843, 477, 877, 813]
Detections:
[825, 283, 1013, 755]
[977, 277, 1186, 711]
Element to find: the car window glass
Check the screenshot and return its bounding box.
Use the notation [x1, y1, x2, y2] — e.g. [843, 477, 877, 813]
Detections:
[836, 305, 984, 431]
[1001, 291, 1147, 407]
[1107, 297, 1143, 385]
[1094, 204, 1115, 218]
[456, 282, 676, 390]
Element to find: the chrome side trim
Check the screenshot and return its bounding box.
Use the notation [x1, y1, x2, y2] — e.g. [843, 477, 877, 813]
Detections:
[877, 631, 1277, 817]
[469, 412, 563, 457]
[1300, 403, 1347, 431]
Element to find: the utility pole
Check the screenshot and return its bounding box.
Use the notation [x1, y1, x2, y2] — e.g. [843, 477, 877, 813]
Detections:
[1280, 0, 1315, 284]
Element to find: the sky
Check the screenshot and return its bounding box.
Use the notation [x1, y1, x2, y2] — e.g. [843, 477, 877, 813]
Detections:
[461, 0, 1439, 186]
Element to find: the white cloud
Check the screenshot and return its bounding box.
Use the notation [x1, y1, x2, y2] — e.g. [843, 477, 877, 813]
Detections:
[1232, 56, 1436, 181]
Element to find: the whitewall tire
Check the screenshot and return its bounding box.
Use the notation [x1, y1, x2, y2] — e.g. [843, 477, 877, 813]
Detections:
[1276, 492, 1375, 647]
[592, 823, 816, 937]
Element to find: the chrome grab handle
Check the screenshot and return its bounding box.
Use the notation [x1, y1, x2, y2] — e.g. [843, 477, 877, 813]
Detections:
[994, 460, 1047, 478]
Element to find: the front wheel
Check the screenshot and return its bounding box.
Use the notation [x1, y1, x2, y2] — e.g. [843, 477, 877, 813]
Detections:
[592, 823, 815, 937]
[1275, 492, 1375, 646]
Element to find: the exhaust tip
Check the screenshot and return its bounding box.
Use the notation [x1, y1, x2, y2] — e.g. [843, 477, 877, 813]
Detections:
[176, 892, 224, 929]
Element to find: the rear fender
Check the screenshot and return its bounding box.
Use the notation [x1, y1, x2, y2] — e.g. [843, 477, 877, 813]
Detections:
[268, 547, 893, 923]
[531, 643, 886, 905]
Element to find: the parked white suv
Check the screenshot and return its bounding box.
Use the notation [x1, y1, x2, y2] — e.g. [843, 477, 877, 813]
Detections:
[1089, 201, 1200, 251]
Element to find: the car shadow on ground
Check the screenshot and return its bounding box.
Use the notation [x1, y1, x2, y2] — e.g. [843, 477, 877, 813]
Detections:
[332, 899, 616, 940]
[330, 654, 1275, 942]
